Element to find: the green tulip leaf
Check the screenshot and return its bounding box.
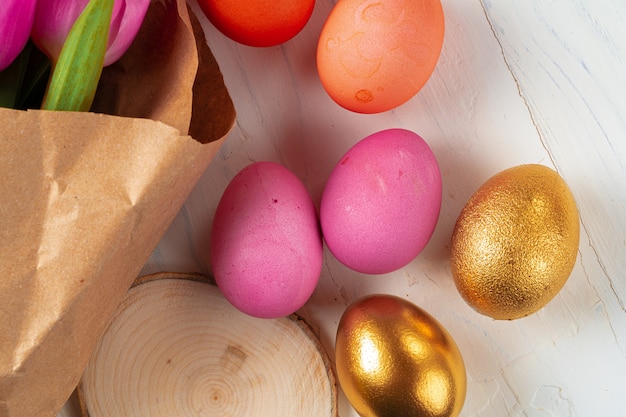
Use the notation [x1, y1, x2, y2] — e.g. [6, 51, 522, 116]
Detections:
[41, 0, 114, 112]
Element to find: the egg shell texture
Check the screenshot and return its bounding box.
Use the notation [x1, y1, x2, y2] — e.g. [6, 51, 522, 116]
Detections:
[450, 164, 580, 320]
[210, 162, 323, 318]
[199, 0, 315, 47]
[320, 129, 442, 274]
[317, 0, 445, 113]
[335, 294, 467, 417]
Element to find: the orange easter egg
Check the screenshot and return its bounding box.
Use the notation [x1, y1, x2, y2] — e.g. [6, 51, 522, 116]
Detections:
[317, 0, 445, 113]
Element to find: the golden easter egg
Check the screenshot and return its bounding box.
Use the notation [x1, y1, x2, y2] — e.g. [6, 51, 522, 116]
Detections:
[450, 164, 580, 320]
[335, 294, 466, 417]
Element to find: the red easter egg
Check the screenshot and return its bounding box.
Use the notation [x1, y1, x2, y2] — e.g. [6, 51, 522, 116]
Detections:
[198, 0, 315, 47]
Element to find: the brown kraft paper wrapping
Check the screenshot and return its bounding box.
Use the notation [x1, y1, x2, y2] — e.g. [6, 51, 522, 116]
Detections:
[0, 0, 236, 416]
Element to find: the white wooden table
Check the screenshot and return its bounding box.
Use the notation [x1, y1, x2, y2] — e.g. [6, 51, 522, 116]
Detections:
[61, 0, 626, 416]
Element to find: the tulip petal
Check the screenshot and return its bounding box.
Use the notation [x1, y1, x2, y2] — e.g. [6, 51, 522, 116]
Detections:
[31, 0, 89, 64]
[103, 0, 150, 66]
[107, 0, 126, 51]
[0, 0, 37, 71]
[31, 0, 145, 67]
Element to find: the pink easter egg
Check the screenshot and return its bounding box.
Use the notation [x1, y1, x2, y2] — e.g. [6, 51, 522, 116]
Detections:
[211, 162, 323, 318]
[320, 129, 442, 274]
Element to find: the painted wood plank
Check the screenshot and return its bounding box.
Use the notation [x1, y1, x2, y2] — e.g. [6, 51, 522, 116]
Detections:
[61, 0, 626, 416]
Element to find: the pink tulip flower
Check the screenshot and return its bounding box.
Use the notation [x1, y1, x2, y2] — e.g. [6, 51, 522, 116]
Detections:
[31, 0, 150, 66]
[0, 0, 38, 71]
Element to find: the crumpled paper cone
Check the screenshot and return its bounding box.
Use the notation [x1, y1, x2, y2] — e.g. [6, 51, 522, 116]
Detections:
[0, 1, 235, 416]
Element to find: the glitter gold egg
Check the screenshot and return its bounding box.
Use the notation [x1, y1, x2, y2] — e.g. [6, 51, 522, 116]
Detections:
[450, 164, 580, 320]
[335, 295, 466, 417]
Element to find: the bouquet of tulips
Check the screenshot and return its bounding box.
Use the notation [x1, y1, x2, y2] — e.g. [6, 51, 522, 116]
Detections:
[1, 0, 150, 111]
[0, 1, 235, 416]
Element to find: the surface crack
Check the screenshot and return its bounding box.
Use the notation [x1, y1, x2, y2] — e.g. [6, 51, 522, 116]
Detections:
[324, 257, 348, 306]
[579, 217, 626, 315]
[477, 0, 558, 169]
[579, 252, 626, 360]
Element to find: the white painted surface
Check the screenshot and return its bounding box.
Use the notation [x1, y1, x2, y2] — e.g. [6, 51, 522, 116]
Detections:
[60, 0, 626, 416]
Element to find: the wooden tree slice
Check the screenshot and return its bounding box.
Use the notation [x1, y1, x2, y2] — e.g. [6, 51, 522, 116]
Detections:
[80, 272, 337, 417]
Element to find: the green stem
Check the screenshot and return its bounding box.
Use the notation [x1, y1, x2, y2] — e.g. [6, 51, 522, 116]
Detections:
[17, 48, 51, 109]
[0, 43, 31, 108]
